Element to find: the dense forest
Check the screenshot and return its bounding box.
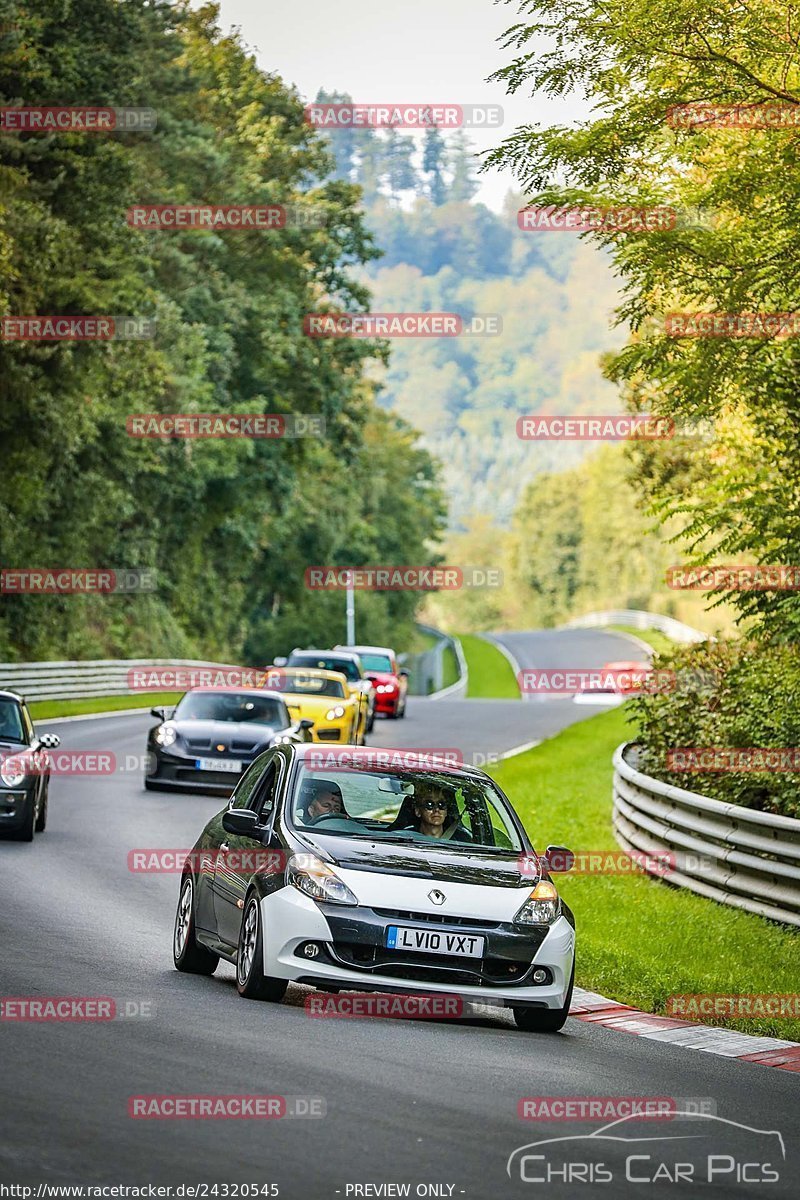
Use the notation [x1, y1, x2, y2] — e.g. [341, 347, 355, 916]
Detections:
[0, 2, 445, 663]
[315, 90, 625, 528]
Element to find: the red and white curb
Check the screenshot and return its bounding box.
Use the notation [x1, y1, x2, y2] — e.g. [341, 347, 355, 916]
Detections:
[571, 987, 800, 1073]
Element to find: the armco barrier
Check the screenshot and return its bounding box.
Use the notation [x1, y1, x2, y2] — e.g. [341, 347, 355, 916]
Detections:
[566, 609, 707, 644]
[400, 624, 467, 697]
[0, 659, 242, 702]
[613, 742, 800, 927]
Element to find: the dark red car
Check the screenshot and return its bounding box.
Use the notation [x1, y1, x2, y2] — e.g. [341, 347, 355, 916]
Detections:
[335, 644, 408, 718]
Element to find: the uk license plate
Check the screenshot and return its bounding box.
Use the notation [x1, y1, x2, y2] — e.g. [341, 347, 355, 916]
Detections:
[386, 925, 484, 958]
[195, 758, 242, 773]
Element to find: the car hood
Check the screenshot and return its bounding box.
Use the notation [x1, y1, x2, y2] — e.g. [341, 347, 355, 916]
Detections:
[295, 832, 535, 888]
[364, 671, 397, 685]
[169, 719, 285, 740]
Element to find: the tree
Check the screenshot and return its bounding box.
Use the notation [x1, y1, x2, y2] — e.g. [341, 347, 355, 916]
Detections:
[487, 0, 800, 643]
[422, 126, 448, 205]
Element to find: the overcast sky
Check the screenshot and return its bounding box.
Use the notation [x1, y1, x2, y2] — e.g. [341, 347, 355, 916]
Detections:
[211, 0, 587, 209]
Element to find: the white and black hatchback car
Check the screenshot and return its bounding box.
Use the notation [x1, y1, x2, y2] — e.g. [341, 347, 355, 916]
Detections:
[173, 743, 576, 1031]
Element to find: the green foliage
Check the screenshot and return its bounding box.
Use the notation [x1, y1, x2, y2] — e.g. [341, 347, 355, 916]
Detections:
[488, 0, 800, 640]
[630, 641, 800, 818]
[490, 708, 800, 1040]
[459, 634, 520, 699]
[0, 2, 445, 663]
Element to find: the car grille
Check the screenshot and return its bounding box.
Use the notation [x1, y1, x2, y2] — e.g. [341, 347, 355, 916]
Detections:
[330, 942, 534, 987]
[232, 739, 258, 751]
[185, 738, 212, 751]
[317, 729, 342, 742]
[373, 908, 501, 929]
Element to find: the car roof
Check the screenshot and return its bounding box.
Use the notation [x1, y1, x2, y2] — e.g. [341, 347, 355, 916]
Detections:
[291, 647, 361, 662]
[335, 644, 394, 657]
[266, 665, 349, 682]
[288, 741, 488, 781]
[0, 689, 23, 703]
[181, 686, 288, 700]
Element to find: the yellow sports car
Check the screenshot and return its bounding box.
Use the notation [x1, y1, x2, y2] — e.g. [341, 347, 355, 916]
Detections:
[261, 667, 362, 745]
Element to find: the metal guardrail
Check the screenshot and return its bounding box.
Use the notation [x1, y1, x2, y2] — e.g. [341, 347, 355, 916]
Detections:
[400, 625, 467, 697]
[0, 659, 241, 702]
[613, 742, 800, 927]
[566, 609, 708, 644]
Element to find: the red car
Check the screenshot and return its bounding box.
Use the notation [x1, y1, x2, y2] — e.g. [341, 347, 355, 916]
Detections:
[335, 644, 408, 718]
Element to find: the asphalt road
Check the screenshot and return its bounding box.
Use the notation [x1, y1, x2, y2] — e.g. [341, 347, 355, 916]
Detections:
[1, 628, 797, 1196]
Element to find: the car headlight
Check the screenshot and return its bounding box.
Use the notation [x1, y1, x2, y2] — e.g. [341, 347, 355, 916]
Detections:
[513, 880, 560, 926]
[0, 754, 27, 788]
[286, 854, 358, 906]
[154, 724, 177, 747]
[325, 705, 346, 721]
[272, 733, 294, 745]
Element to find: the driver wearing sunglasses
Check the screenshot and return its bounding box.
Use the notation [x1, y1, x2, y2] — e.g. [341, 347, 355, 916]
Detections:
[411, 787, 472, 841]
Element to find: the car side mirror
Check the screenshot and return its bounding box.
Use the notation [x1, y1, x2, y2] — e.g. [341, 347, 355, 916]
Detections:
[222, 809, 262, 837]
[398, 669, 409, 678]
[272, 657, 288, 668]
[299, 718, 314, 730]
[40, 733, 60, 749]
[544, 845, 574, 873]
[151, 707, 165, 720]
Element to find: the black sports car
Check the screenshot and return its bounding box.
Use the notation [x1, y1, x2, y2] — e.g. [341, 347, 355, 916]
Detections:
[145, 687, 313, 795]
[0, 689, 60, 841]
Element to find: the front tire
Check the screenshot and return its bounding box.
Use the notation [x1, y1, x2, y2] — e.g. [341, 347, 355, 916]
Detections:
[236, 895, 287, 1002]
[513, 964, 574, 1033]
[13, 794, 36, 842]
[34, 785, 48, 832]
[173, 875, 218, 975]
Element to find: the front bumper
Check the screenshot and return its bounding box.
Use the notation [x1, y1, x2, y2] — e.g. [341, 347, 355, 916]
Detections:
[260, 887, 575, 1009]
[373, 692, 400, 715]
[0, 785, 34, 831]
[146, 748, 252, 794]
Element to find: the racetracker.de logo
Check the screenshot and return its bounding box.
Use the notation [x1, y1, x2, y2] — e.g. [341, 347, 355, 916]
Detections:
[519, 850, 676, 876]
[666, 312, 800, 338]
[129, 1095, 285, 1120]
[127, 667, 266, 690]
[517, 415, 673, 440]
[518, 206, 678, 232]
[0, 107, 157, 132]
[667, 564, 800, 590]
[667, 102, 800, 129]
[304, 748, 463, 771]
[0, 316, 155, 340]
[0, 750, 115, 776]
[127, 848, 287, 875]
[667, 748, 800, 772]
[305, 993, 464, 1019]
[304, 103, 502, 128]
[126, 204, 326, 231]
[1, 568, 156, 594]
[303, 312, 501, 337]
[304, 565, 502, 590]
[126, 413, 324, 438]
[517, 1098, 709, 1122]
[667, 994, 800, 1018]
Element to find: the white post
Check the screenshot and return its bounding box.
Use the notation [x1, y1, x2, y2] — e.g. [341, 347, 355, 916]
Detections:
[345, 571, 355, 645]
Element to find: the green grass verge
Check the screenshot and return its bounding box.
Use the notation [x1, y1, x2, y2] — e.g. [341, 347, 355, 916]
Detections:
[460, 634, 520, 699]
[440, 643, 460, 691]
[488, 707, 800, 1040]
[30, 692, 182, 720]
[607, 624, 676, 657]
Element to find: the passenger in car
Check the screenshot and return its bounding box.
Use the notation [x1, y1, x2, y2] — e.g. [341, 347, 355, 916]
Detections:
[397, 787, 473, 842]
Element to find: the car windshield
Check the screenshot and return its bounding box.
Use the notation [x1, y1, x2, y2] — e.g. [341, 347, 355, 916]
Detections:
[0, 698, 25, 743]
[359, 653, 392, 672]
[175, 692, 288, 726]
[264, 670, 346, 699]
[287, 653, 360, 682]
[290, 764, 523, 852]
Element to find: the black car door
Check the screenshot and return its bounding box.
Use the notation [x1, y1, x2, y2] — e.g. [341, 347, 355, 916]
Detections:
[211, 751, 286, 949]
